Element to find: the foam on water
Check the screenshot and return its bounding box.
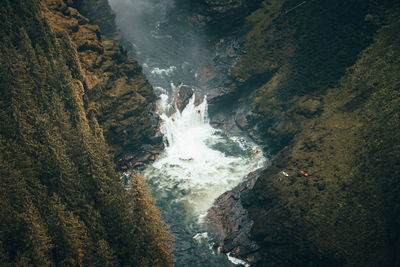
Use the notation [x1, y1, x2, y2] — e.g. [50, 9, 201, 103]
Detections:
[227, 253, 250, 267]
[150, 66, 177, 77]
[144, 89, 266, 218]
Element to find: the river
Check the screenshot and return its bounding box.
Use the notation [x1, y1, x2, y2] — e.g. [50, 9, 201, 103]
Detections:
[109, 0, 266, 265]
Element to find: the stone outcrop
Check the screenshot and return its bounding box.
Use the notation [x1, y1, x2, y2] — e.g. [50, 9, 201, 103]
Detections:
[175, 85, 194, 113]
[41, 0, 162, 167]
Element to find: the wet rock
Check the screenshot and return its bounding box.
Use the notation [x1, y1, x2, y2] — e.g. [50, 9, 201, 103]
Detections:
[176, 85, 194, 113]
[168, 84, 205, 114]
[116, 137, 164, 171]
[234, 105, 253, 130]
[210, 111, 243, 136]
[206, 87, 232, 105]
[207, 167, 267, 264]
[209, 99, 267, 151]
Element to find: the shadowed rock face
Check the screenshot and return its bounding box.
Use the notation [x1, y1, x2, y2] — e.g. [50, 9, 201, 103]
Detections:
[167, 0, 263, 33]
[176, 85, 194, 112]
[207, 168, 266, 265]
[75, 0, 117, 36]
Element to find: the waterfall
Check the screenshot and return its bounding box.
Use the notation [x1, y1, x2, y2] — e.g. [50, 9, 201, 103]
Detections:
[145, 85, 265, 219]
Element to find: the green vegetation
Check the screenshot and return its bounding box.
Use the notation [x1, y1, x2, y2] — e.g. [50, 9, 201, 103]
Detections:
[232, 0, 400, 265]
[41, 0, 156, 158]
[230, 0, 378, 153]
[85, 39, 156, 156]
[0, 0, 172, 265]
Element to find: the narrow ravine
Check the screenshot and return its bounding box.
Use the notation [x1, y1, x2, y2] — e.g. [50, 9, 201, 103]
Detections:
[109, 0, 267, 265]
[145, 87, 265, 265]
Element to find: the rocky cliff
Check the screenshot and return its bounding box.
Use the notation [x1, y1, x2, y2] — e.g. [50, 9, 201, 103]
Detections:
[42, 0, 161, 163]
[200, 0, 400, 266]
[0, 0, 171, 265]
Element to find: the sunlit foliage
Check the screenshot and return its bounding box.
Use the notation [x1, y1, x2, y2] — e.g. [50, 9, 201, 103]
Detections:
[0, 0, 172, 265]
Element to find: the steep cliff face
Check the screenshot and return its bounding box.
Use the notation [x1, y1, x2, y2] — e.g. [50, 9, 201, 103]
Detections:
[244, 12, 400, 265]
[203, 0, 400, 266]
[0, 0, 171, 265]
[226, 0, 377, 153]
[42, 0, 159, 162]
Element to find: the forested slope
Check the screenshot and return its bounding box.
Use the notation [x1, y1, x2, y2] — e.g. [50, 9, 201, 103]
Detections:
[228, 0, 400, 265]
[0, 0, 171, 265]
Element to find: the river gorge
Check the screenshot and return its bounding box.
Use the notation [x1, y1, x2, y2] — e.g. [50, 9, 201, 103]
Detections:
[1, 0, 399, 266]
[110, 0, 266, 265]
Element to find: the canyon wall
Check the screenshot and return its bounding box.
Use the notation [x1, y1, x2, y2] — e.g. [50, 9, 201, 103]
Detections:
[0, 0, 171, 265]
[192, 0, 400, 266]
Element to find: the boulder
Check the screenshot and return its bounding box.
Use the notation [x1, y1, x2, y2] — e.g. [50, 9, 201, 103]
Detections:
[206, 167, 267, 265]
[176, 85, 194, 113]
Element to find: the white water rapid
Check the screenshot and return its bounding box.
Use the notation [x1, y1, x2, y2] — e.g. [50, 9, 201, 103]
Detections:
[144, 84, 266, 220]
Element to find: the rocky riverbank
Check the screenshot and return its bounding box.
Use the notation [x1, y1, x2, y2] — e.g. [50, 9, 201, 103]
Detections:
[207, 167, 267, 265]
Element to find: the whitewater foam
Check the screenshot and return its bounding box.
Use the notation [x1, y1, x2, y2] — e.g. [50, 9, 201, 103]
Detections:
[227, 253, 250, 267]
[144, 91, 265, 218]
[150, 66, 177, 77]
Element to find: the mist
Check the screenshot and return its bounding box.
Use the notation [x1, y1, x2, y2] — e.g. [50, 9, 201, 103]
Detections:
[108, 0, 213, 90]
[108, 0, 168, 56]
